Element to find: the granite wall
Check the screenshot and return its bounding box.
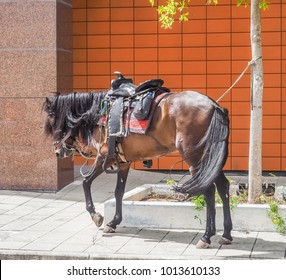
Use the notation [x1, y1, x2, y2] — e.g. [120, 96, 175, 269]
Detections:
[0, 0, 74, 191]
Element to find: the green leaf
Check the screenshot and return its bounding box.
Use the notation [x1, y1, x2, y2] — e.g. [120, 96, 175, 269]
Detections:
[226, 176, 236, 185]
[259, 0, 270, 11]
[267, 201, 286, 235]
[192, 195, 206, 211]
[166, 179, 177, 186]
[207, 0, 219, 5]
[269, 201, 279, 213]
[236, 0, 249, 7]
[179, 12, 189, 22]
[150, 0, 155, 6]
[259, 195, 267, 204]
[229, 196, 240, 211]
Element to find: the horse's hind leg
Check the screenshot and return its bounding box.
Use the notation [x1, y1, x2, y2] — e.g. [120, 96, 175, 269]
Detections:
[215, 172, 233, 245]
[104, 162, 130, 233]
[196, 185, 216, 248]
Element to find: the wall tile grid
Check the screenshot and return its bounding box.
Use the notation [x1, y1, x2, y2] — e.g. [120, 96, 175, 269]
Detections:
[72, 0, 285, 171]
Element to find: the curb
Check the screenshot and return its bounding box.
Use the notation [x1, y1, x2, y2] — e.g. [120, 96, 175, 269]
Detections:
[0, 249, 229, 260]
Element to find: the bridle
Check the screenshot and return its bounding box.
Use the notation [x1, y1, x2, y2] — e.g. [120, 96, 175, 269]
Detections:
[54, 131, 95, 159]
[53, 125, 106, 178]
[53, 131, 76, 154]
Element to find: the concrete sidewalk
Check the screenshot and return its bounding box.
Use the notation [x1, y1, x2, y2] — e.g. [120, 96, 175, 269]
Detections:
[0, 169, 286, 260]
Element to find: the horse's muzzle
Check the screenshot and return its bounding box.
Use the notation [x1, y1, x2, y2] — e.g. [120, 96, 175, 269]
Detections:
[54, 147, 73, 159]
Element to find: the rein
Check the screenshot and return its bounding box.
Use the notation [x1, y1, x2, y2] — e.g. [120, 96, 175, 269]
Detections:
[216, 56, 262, 103]
[53, 130, 72, 149]
[79, 124, 104, 178]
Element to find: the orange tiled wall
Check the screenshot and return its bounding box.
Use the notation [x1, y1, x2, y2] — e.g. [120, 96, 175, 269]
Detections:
[73, 0, 286, 171]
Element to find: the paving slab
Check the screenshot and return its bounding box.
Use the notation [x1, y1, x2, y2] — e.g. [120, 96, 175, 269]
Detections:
[182, 231, 221, 257]
[149, 230, 197, 256]
[1, 170, 286, 260]
[0, 241, 27, 250]
[53, 243, 91, 253]
[0, 219, 40, 231]
[0, 214, 23, 226]
[116, 228, 169, 255]
[251, 250, 285, 259]
[3, 230, 47, 244]
[22, 242, 59, 252]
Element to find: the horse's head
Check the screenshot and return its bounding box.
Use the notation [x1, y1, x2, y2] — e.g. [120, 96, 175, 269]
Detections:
[43, 95, 75, 158]
[43, 92, 106, 159]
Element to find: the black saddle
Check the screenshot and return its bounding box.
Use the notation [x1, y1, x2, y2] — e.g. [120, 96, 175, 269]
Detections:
[109, 72, 168, 98]
[135, 78, 164, 93]
[111, 71, 134, 90]
[108, 72, 135, 98]
[104, 72, 171, 172]
[109, 88, 132, 98]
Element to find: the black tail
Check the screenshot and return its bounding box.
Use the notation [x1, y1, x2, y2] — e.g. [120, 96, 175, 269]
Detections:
[175, 105, 229, 196]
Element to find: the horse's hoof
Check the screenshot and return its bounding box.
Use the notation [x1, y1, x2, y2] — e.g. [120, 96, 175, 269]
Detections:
[92, 213, 104, 227]
[196, 239, 210, 249]
[219, 237, 232, 245]
[103, 225, 115, 233]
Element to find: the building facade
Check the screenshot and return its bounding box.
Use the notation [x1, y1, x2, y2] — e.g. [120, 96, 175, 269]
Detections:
[73, 0, 286, 172]
[0, 0, 74, 190]
[0, 0, 285, 191]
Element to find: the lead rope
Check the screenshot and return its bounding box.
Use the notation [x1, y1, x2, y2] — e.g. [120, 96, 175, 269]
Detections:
[216, 56, 262, 103]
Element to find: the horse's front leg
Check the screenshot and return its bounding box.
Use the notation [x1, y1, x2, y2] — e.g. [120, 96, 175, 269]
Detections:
[197, 185, 216, 249]
[104, 162, 130, 233]
[83, 157, 113, 227]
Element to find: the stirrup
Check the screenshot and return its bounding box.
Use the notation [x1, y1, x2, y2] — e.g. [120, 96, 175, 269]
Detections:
[102, 155, 119, 174]
[104, 164, 119, 174]
[143, 160, 153, 168]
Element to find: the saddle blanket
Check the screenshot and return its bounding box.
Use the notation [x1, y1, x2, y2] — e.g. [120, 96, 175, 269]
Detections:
[127, 92, 171, 134]
[99, 92, 170, 135]
[125, 108, 148, 134]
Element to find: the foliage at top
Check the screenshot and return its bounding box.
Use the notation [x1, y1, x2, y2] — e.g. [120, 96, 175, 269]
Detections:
[149, 0, 270, 29]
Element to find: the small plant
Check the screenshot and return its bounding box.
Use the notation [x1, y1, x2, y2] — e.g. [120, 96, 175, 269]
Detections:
[258, 194, 286, 235]
[229, 195, 242, 211]
[194, 214, 203, 225]
[192, 195, 206, 211]
[267, 201, 286, 235]
[147, 175, 286, 235]
[166, 179, 177, 186]
[268, 172, 283, 188]
[192, 195, 206, 225]
[258, 195, 267, 204]
[193, 189, 244, 213]
[191, 191, 242, 226]
[226, 176, 237, 186]
[215, 191, 245, 211]
[269, 172, 277, 178]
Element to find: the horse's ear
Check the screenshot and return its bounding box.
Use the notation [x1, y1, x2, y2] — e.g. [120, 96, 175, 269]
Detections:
[43, 97, 52, 112]
[45, 97, 51, 104]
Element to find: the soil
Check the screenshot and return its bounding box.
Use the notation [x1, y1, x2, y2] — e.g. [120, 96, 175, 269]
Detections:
[141, 190, 286, 205]
[141, 191, 189, 202]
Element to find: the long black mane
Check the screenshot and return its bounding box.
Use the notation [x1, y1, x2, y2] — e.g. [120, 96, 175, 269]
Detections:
[44, 91, 107, 144]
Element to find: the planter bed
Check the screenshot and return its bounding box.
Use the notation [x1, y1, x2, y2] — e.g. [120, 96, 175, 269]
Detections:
[104, 184, 286, 231]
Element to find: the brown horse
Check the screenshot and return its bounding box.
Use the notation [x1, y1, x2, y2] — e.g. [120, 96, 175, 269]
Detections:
[43, 89, 233, 248]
